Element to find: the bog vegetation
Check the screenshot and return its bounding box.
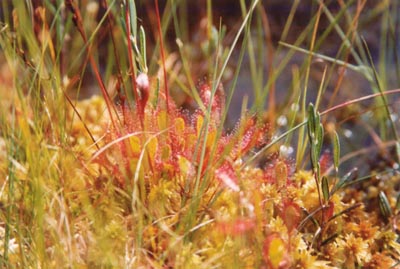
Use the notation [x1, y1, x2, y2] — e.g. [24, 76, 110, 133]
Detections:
[1, 0, 400, 268]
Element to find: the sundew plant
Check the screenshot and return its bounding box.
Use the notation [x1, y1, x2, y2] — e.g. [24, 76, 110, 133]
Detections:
[1, 0, 400, 268]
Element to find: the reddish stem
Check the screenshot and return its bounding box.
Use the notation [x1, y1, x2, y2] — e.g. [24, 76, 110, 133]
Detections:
[65, 0, 117, 129]
[321, 88, 400, 116]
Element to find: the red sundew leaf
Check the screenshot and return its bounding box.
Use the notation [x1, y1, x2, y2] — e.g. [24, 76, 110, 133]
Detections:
[324, 201, 335, 220]
[262, 160, 278, 184]
[217, 218, 255, 235]
[319, 150, 332, 175]
[215, 162, 240, 192]
[169, 131, 184, 156]
[174, 116, 186, 134]
[239, 117, 257, 152]
[275, 160, 288, 190]
[235, 116, 268, 158]
[262, 233, 290, 269]
[263, 156, 294, 185]
[278, 200, 302, 232]
[239, 128, 255, 154]
[263, 169, 275, 184]
[214, 136, 231, 160]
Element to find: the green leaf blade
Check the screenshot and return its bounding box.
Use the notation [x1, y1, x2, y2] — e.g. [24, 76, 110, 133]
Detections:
[332, 131, 340, 172]
[322, 176, 329, 202]
[378, 191, 392, 222]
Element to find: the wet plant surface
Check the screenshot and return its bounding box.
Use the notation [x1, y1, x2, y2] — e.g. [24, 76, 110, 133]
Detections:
[0, 1, 400, 268]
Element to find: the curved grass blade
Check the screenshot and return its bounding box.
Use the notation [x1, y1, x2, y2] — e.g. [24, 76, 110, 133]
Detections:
[330, 167, 358, 196]
[379, 191, 392, 222]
